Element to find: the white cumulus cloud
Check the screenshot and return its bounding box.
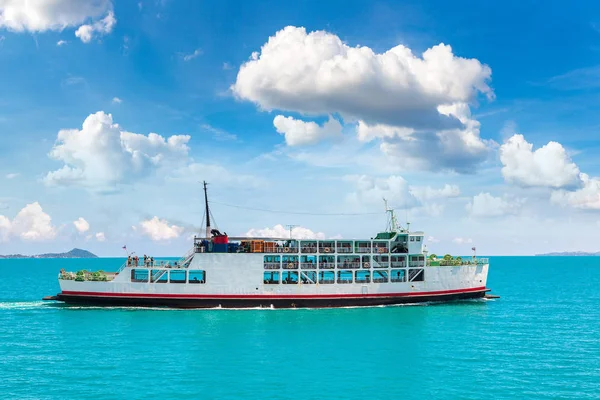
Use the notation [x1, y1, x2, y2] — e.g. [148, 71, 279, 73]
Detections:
[466, 192, 525, 217]
[500, 134, 581, 189]
[95, 232, 106, 242]
[111, 96, 122, 104]
[139, 217, 184, 241]
[273, 115, 342, 146]
[44, 111, 190, 191]
[0, 0, 115, 42]
[232, 26, 494, 173]
[0, 202, 56, 242]
[73, 217, 90, 233]
[246, 224, 325, 240]
[233, 26, 492, 128]
[183, 48, 202, 61]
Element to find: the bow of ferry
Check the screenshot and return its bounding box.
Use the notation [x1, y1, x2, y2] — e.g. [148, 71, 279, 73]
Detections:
[48, 182, 492, 309]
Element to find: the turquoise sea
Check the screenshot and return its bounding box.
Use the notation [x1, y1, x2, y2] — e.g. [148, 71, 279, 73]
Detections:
[1, 256, 599, 399]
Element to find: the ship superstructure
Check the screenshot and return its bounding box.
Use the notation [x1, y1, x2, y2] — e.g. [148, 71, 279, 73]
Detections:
[48, 183, 491, 308]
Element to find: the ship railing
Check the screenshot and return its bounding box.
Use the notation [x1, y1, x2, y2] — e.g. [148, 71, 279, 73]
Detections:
[319, 279, 335, 284]
[355, 248, 371, 254]
[282, 262, 299, 270]
[300, 262, 317, 269]
[372, 277, 388, 283]
[477, 258, 489, 265]
[318, 263, 335, 270]
[177, 248, 195, 266]
[277, 247, 299, 254]
[355, 278, 371, 284]
[300, 247, 317, 254]
[318, 246, 335, 254]
[372, 262, 389, 269]
[391, 262, 406, 268]
[391, 277, 406, 283]
[409, 262, 425, 268]
[336, 248, 353, 254]
[264, 263, 280, 270]
[340, 262, 361, 269]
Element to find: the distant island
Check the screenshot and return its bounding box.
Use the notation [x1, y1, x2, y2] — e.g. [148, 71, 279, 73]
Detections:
[0, 248, 98, 259]
[536, 251, 600, 256]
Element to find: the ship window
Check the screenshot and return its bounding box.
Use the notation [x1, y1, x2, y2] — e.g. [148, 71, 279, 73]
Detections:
[372, 270, 389, 283]
[151, 269, 168, 283]
[131, 269, 149, 282]
[282, 256, 299, 269]
[355, 270, 370, 283]
[410, 237, 415, 242]
[170, 270, 186, 283]
[319, 271, 335, 284]
[188, 270, 206, 284]
[282, 271, 298, 284]
[391, 269, 406, 283]
[318, 256, 335, 269]
[409, 269, 424, 282]
[337, 270, 353, 284]
[301, 271, 317, 284]
[373, 256, 389, 268]
[416, 236, 421, 242]
[264, 271, 280, 284]
[336, 241, 353, 254]
[338, 256, 360, 269]
[264, 255, 280, 270]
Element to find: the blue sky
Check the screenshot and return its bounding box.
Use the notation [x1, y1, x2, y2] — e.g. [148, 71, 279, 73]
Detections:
[2, 0, 600, 256]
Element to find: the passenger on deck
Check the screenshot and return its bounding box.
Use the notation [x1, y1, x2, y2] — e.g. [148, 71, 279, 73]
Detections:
[127, 256, 132, 267]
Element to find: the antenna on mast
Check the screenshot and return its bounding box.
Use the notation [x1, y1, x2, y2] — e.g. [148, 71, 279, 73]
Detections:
[286, 224, 298, 239]
[383, 198, 399, 232]
[203, 181, 211, 239]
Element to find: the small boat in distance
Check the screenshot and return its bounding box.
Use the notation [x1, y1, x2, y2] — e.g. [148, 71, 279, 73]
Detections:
[45, 182, 492, 308]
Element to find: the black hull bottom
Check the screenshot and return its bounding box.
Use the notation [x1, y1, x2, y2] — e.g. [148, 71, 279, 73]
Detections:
[55, 290, 487, 309]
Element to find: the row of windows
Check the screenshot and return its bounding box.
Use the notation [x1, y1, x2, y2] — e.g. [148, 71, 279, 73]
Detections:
[131, 269, 206, 284]
[263, 269, 425, 284]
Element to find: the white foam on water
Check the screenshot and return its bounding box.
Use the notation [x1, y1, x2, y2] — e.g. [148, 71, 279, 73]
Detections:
[0, 301, 51, 310]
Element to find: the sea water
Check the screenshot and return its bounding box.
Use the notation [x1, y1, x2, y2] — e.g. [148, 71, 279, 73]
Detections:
[0, 257, 599, 399]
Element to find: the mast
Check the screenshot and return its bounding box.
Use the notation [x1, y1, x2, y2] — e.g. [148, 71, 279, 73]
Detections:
[203, 181, 211, 239]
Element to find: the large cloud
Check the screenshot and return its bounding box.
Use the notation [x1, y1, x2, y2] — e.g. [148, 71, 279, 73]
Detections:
[273, 115, 342, 146]
[0, 202, 56, 242]
[500, 134, 581, 188]
[0, 0, 115, 42]
[232, 26, 494, 171]
[233, 26, 492, 129]
[44, 111, 190, 191]
[246, 224, 325, 240]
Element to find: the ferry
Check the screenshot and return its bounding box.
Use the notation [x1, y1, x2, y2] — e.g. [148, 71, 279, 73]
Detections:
[45, 183, 492, 308]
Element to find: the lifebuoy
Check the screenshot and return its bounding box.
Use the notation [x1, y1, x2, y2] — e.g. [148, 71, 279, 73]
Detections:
[378, 247, 385, 254]
[324, 247, 331, 253]
[363, 262, 370, 268]
[288, 263, 294, 269]
[284, 247, 290, 253]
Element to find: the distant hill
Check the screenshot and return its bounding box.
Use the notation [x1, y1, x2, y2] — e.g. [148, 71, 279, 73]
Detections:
[536, 251, 600, 256]
[0, 248, 98, 259]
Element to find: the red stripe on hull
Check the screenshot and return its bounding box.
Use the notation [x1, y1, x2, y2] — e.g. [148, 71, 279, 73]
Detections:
[60, 286, 487, 300]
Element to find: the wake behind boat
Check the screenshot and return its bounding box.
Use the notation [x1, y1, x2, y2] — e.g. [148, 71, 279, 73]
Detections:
[45, 182, 492, 309]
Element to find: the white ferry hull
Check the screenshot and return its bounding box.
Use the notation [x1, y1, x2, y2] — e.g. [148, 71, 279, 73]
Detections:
[54, 256, 489, 308]
[55, 287, 487, 308]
